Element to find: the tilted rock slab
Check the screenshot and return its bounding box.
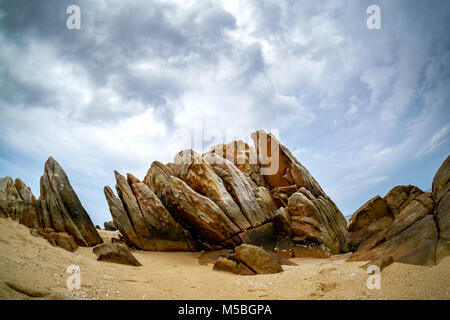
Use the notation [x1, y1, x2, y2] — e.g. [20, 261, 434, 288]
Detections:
[251, 130, 348, 253]
[40, 157, 102, 247]
[348, 155, 450, 266]
[0, 157, 102, 250]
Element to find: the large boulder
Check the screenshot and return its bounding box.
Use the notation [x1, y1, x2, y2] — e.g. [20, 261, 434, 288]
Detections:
[433, 156, 450, 263]
[384, 185, 423, 218]
[103, 221, 117, 231]
[0, 177, 20, 201]
[93, 244, 142, 266]
[40, 157, 103, 247]
[234, 244, 283, 274]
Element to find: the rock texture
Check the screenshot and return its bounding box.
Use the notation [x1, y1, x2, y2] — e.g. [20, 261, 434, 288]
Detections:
[103, 221, 117, 231]
[348, 156, 450, 266]
[104, 130, 348, 254]
[433, 156, 450, 263]
[93, 244, 142, 266]
[0, 157, 103, 251]
[213, 244, 283, 275]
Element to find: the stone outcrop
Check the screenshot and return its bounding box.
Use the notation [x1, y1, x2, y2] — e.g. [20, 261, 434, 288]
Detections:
[348, 156, 450, 266]
[93, 244, 142, 266]
[0, 157, 103, 251]
[104, 130, 347, 254]
[104, 172, 198, 251]
[433, 156, 450, 263]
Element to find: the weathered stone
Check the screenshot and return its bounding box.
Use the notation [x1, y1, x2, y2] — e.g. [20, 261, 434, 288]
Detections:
[347, 195, 393, 251]
[0, 177, 20, 201]
[349, 215, 438, 266]
[208, 140, 269, 188]
[166, 176, 240, 245]
[93, 244, 142, 266]
[5, 281, 51, 298]
[174, 149, 251, 231]
[271, 185, 298, 208]
[40, 157, 102, 247]
[104, 186, 142, 249]
[130, 179, 197, 251]
[272, 207, 291, 236]
[291, 245, 332, 258]
[234, 243, 283, 274]
[362, 255, 394, 271]
[238, 222, 279, 250]
[197, 249, 233, 265]
[213, 257, 255, 275]
[103, 221, 117, 231]
[384, 185, 423, 218]
[39, 229, 79, 252]
[204, 153, 268, 227]
[432, 156, 450, 263]
[14, 178, 35, 203]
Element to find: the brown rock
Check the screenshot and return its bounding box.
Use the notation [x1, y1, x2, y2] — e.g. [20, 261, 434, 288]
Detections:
[213, 257, 255, 275]
[432, 156, 450, 263]
[272, 207, 291, 236]
[362, 255, 394, 271]
[103, 221, 117, 231]
[347, 195, 393, 251]
[0, 176, 20, 201]
[234, 243, 283, 274]
[197, 249, 233, 265]
[14, 178, 36, 203]
[93, 244, 142, 266]
[238, 222, 279, 250]
[166, 176, 240, 245]
[40, 157, 102, 247]
[204, 153, 268, 227]
[349, 215, 438, 266]
[384, 185, 423, 218]
[39, 229, 78, 252]
[174, 150, 251, 231]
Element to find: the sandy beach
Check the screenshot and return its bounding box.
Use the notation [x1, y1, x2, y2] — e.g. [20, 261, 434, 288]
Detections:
[0, 217, 449, 300]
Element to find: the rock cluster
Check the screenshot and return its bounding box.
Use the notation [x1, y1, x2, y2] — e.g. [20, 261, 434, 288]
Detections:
[0, 157, 102, 251]
[347, 156, 450, 266]
[104, 130, 348, 254]
[93, 243, 142, 266]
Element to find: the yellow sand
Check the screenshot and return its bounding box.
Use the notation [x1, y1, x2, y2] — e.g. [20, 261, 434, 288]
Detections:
[0, 217, 449, 300]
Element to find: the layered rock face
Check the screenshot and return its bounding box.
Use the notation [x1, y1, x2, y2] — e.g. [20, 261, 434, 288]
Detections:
[348, 156, 450, 266]
[105, 130, 347, 253]
[0, 157, 102, 250]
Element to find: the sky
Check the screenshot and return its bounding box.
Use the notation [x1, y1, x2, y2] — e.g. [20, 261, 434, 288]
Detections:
[0, 0, 449, 225]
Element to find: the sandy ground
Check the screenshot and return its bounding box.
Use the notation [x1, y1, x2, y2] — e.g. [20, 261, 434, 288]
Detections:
[0, 217, 449, 300]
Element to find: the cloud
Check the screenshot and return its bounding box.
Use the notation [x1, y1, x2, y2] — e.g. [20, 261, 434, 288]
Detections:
[0, 0, 449, 223]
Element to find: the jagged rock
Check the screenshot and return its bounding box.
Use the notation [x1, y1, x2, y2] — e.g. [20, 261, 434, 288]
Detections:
[213, 257, 255, 275]
[104, 186, 143, 248]
[204, 153, 268, 227]
[286, 188, 346, 253]
[173, 150, 251, 231]
[238, 222, 279, 250]
[0, 177, 20, 201]
[40, 157, 102, 247]
[207, 140, 269, 188]
[103, 221, 117, 231]
[271, 185, 298, 208]
[234, 244, 283, 274]
[107, 172, 197, 251]
[433, 156, 450, 263]
[272, 207, 291, 236]
[36, 228, 78, 252]
[384, 185, 423, 218]
[251, 130, 348, 253]
[165, 176, 240, 245]
[349, 215, 438, 266]
[93, 244, 142, 266]
[347, 195, 393, 251]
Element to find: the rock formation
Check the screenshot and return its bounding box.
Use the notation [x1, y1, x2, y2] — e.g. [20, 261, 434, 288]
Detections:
[104, 221, 117, 231]
[348, 156, 450, 266]
[104, 130, 348, 255]
[93, 243, 142, 266]
[0, 157, 102, 251]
